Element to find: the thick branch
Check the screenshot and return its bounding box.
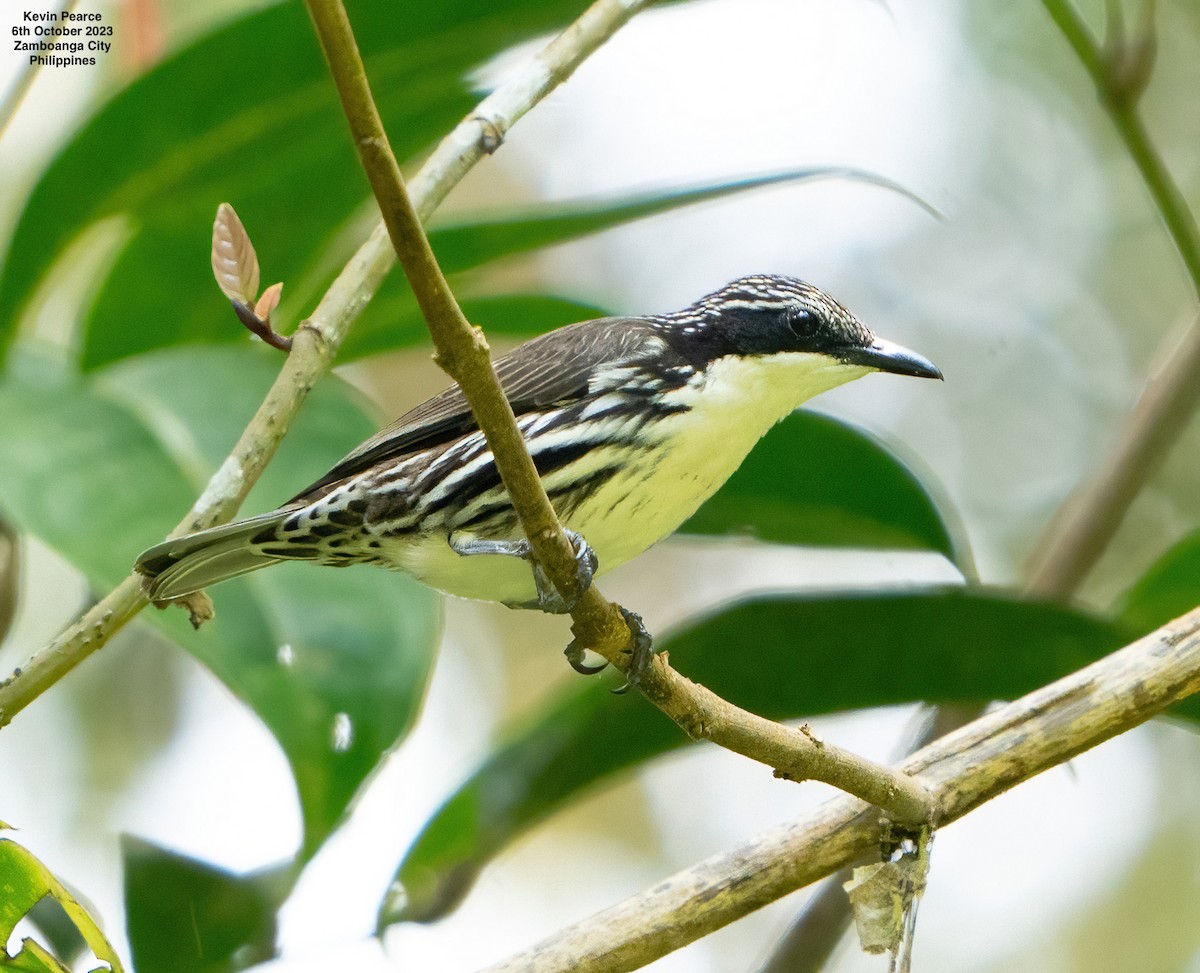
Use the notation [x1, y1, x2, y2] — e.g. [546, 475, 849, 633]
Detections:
[0, 0, 652, 728]
[479, 605, 1200, 973]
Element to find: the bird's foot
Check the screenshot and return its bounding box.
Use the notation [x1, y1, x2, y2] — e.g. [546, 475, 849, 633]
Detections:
[564, 606, 655, 690]
[611, 607, 654, 693]
[528, 528, 597, 614]
[448, 528, 598, 614]
[564, 639, 609, 676]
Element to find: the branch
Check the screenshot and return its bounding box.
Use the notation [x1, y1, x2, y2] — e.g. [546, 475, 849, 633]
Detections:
[0, 0, 654, 728]
[1027, 310, 1200, 597]
[304, 0, 933, 829]
[478, 605, 1200, 973]
[1027, 0, 1200, 597]
[1041, 0, 1200, 296]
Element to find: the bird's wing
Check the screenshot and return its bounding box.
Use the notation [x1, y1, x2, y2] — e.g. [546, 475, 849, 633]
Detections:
[289, 317, 666, 500]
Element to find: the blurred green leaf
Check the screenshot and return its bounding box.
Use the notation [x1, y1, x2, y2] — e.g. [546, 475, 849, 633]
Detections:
[122, 837, 288, 973]
[0, 0, 611, 369]
[0, 347, 441, 857]
[1119, 528, 1200, 633]
[382, 589, 1135, 925]
[427, 169, 928, 277]
[0, 368, 194, 583]
[342, 292, 610, 361]
[0, 837, 124, 972]
[346, 168, 930, 358]
[682, 412, 962, 562]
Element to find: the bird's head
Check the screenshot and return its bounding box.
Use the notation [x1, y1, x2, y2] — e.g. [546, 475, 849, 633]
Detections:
[653, 274, 942, 385]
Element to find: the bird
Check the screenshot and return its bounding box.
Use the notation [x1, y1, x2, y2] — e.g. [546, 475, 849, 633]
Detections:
[136, 274, 941, 665]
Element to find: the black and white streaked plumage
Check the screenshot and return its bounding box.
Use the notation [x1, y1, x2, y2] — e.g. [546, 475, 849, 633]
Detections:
[136, 274, 941, 608]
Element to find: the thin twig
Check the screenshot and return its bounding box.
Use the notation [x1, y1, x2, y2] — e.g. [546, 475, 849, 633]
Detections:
[1041, 0, 1199, 296]
[1027, 310, 1200, 598]
[0, 0, 658, 729]
[1027, 0, 1200, 597]
[478, 606, 1200, 973]
[0, 0, 80, 144]
[304, 0, 933, 828]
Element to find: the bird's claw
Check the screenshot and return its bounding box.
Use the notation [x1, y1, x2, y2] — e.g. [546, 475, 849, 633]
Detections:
[564, 639, 608, 675]
[611, 607, 654, 693]
[565, 605, 655, 691]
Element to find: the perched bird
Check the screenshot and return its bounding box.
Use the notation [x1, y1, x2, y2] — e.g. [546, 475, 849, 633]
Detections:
[137, 274, 940, 637]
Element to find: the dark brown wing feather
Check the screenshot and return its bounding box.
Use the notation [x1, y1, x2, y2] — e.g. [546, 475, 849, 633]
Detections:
[289, 316, 665, 501]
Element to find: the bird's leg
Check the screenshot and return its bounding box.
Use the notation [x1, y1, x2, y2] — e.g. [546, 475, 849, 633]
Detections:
[447, 528, 598, 615]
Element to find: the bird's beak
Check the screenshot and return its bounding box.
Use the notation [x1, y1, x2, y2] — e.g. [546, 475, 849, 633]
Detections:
[838, 337, 943, 380]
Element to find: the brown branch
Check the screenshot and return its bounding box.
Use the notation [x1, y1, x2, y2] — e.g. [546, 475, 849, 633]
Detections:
[478, 605, 1200, 973]
[303, 0, 934, 829]
[1026, 311, 1200, 598]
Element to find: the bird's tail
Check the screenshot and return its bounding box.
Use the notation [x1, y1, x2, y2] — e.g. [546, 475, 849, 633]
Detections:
[135, 510, 291, 601]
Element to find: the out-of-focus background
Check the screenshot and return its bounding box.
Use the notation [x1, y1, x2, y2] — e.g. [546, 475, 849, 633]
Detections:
[3, 0, 1200, 970]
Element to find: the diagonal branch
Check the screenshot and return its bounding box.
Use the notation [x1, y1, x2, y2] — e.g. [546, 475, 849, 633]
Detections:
[0, 0, 658, 729]
[304, 0, 934, 830]
[479, 605, 1200, 973]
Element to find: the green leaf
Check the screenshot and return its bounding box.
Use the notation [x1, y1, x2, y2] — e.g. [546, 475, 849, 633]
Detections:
[0, 0, 609, 369]
[0, 837, 124, 972]
[426, 168, 935, 276]
[345, 167, 932, 359]
[0, 347, 441, 857]
[122, 837, 287, 973]
[1119, 528, 1200, 633]
[340, 292, 610, 361]
[682, 412, 961, 562]
[4, 940, 67, 973]
[382, 589, 1134, 925]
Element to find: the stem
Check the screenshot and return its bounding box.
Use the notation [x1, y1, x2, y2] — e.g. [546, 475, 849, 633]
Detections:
[1027, 0, 1200, 595]
[1041, 0, 1200, 297]
[304, 0, 934, 827]
[303, 0, 599, 615]
[1026, 311, 1200, 598]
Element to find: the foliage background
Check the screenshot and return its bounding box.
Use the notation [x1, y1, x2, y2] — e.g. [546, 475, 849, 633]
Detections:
[2, 0, 1200, 970]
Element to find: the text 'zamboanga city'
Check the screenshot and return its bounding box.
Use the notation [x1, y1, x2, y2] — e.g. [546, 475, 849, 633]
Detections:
[12, 8, 113, 67]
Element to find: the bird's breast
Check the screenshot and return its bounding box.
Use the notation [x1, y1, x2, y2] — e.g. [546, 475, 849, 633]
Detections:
[372, 351, 867, 604]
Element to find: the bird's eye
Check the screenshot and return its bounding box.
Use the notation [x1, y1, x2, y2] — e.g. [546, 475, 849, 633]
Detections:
[788, 308, 818, 339]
